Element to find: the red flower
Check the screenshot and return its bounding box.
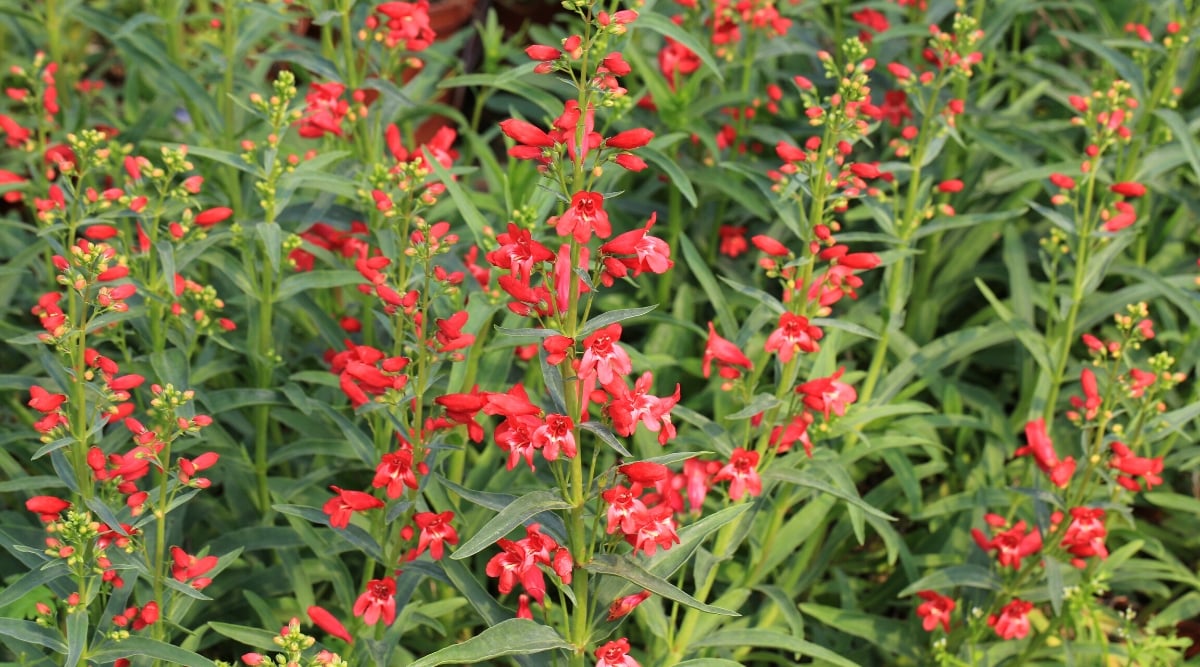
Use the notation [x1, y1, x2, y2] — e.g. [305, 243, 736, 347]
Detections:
[1014, 418, 1075, 488]
[1110, 181, 1146, 198]
[595, 638, 641, 667]
[554, 191, 611, 243]
[307, 605, 353, 643]
[434, 310, 475, 353]
[322, 486, 384, 529]
[1060, 507, 1107, 567]
[607, 591, 652, 621]
[1109, 441, 1163, 491]
[579, 324, 632, 386]
[599, 212, 672, 278]
[195, 207, 233, 227]
[435, 385, 489, 443]
[297, 82, 350, 138]
[703, 321, 752, 380]
[606, 128, 654, 150]
[486, 538, 546, 603]
[765, 313, 823, 362]
[971, 514, 1042, 570]
[751, 234, 790, 257]
[500, 118, 555, 148]
[28, 385, 66, 413]
[26, 496, 70, 522]
[606, 372, 680, 445]
[717, 226, 748, 257]
[353, 577, 397, 626]
[170, 547, 218, 589]
[796, 368, 856, 420]
[713, 448, 762, 500]
[916, 591, 955, 633]
[413, 511, 458, 560]
[627, 504, 679, 556]
[602, 484, 648, 535]
[373, 448, 420, 498]
[532, 414, 577, 461]
[988, 599, 1033, 640]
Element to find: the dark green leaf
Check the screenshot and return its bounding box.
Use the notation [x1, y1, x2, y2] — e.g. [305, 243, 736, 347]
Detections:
[408, 619, 570, 667]
[452, 490, 572, 560]
[580, 305, 658, 337]
[586, 553, 739, 616]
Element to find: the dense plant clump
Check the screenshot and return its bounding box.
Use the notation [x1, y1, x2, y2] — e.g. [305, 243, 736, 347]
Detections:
[1, 0, 1199, 665]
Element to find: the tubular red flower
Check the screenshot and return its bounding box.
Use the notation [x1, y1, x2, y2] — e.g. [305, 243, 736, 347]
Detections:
[605, 128, 654, 150]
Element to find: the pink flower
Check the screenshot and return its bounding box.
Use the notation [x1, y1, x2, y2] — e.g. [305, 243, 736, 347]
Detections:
[916, 591, 955, 633]
[353, 577, 396, 626]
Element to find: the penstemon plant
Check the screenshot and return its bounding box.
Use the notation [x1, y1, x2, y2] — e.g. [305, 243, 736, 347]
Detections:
[2, 0, 1200, 666]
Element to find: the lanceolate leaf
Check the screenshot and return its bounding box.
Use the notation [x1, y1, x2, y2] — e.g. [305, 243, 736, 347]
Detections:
[579, 305, 658, 337]
[586, 553, 739, 616]
[407, 619, 571, 667]
[898, 564, 1002, 596]
[87, 638, 218, 667]
[452, 489, 572, 560]
[764, 468, 895, 522]
[0, 618, 67, 653]
[690, 629, 861, 667]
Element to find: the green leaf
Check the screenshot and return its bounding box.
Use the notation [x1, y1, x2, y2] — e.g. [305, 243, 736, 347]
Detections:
[207, 621, 280, 651]
[580, 305, 658, 337]
[0, 475, 67, 493]
[1052, 30, 1145, 99]
[185, 145, 258, 175]
[579, 421, 632, 457]
[451, 489, 572, 560]
[272, 504, 385, 562]
[799, 603, 916, 661]
[1155, 109, 1200, 184]
[438, 478, 567, 543]
[763, 468, 894, 522]
[0, 563, 69, 608]
[586, 553, 739, 616]
[641, 147, 697, 207]
[439, 558, 512, 627]
[898, 564, 1002, 596]
[679, 235, 737, 338]
[677, 661, 744, 667]
[690, 629, 860, 667]
[0, 618, 66, 653]
[875, 324, 1010, 404]
[408, 619, 571, 667]
[87, 637, 218, 667]
[275, 270, 364, 302]
[974, 278, 1053, 374]
[725, 394, 781, 420]
[65, 605, 86, 666]
[635, 12, 723, 83]
[425, 148, 487, 247]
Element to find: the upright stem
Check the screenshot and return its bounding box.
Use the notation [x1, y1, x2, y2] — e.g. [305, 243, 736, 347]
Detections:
[220, 0, 243, 213]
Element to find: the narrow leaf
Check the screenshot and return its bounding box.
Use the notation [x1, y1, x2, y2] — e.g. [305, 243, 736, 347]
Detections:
[586, 553, 739, 616]
[452, 490, 572, 560]
[408, 619, 570, 667]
